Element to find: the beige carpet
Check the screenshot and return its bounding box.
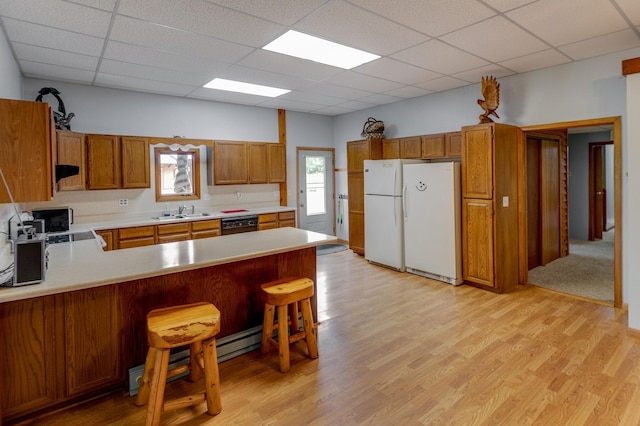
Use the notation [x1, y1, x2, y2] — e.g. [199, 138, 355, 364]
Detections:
[527, 230, 614, 303]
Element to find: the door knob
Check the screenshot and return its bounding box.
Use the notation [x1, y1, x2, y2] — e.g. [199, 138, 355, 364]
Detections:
[596, 191, 603, 195]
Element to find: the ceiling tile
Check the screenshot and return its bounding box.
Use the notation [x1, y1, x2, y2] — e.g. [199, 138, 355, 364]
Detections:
[258, 97, 328, 113]
[383, 85, 433, 98]
[614, 0, 640, 26]
[358, 93, 403, 105]
[103, 41, 232, 76]
[110, 16, 254, 63]
[353, 57, 441, 85]
[506, 0, 629, 46]
[558, 29, 640, 60]
[312, 105, 358, 115]
[278, 90, 347, 106]
[13, 42, 99, 70]
[117, 0, 285, 47]
[334, 99, 379, 110]
[20, 60, 95, 83]
[0, 0, 111, 37]
[187, 87, 265, 104]
[238, 50, 342, 81]
[294, 0, 429, 56]
[498, 49, 571, 73]
[325, 71, 405, 93]
[347, 0, 496, 37]
[452, 64, 514, 83]
[65, 0, 117, 11]
[416, 76, 470, 92]
[441, 16, 550, 62]
[216, 65, 311, 90]
[481, 0, 538, 12]
[95, 73, 196, 96]
[302, 82, 374, 100]
[99, 59, 213, 86]
[206, 0, 327, 26]
[392, 39, 489, 74]
[2, 17, 104, 56]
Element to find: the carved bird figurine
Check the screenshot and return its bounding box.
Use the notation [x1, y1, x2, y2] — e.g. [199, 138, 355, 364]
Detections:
[477, 76, 500, 123]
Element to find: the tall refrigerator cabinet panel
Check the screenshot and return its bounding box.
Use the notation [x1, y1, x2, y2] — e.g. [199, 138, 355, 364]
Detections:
[403, 162, 462, 285]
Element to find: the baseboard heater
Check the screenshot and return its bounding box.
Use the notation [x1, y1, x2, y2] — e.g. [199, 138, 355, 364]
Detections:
[128, 324, 263, 396]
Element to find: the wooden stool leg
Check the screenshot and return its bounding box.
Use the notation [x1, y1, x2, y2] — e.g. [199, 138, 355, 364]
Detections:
[300, 298, 319, 359]
[135, 347, 158, 406]
[146, 348, 170, 426]
[277, 304, 290, 373]
[261, 303, 275, 354]
[202, 336, 222, 415]
[189, 341, 202, 382]
[289, 301, 300, 333]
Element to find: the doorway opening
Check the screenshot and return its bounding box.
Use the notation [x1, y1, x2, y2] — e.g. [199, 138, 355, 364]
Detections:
[521, 117, 621, 307]
[296, 148, 335, 236]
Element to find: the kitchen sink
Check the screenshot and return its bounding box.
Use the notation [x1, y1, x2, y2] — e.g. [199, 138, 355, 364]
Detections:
[152, 212, 211, 220]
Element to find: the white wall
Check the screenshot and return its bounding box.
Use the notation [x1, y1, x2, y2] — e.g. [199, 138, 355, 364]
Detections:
[21, 79, 333, 222]
[334, 46, 640, 302]
[568, 131, 612, 240]
[626, 71, 640, 328]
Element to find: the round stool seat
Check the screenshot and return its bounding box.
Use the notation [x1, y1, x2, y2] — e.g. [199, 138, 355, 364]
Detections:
[147, 302, 221, 349]
[261, 277, 314, 306]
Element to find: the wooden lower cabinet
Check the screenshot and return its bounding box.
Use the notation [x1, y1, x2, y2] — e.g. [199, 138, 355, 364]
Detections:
[156, 222, 191, 244]
[191, 219, 221, 239]
[118, 225, 156, 249]
[0, 296, 60, 420]
[63, 287, 120, 397]
[95, 229, 115, 251]
[462, 199, 494, 287]
[278, 211, 295, 227]
[0, 288, 120, 423]
[258, 213, 278, 230]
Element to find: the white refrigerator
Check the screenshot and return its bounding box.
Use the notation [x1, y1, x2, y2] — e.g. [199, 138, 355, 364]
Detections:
[403, 162, 462, 285]
[364, 159, 462, 284]
[364, 159, 421, 270]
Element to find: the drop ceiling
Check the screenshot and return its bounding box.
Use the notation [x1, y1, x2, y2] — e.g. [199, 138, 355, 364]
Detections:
[1, 0, 639, 116]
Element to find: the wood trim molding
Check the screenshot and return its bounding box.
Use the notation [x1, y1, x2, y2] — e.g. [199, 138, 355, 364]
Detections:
[622, 57, 640, 76]
[278, 109, 287, 206]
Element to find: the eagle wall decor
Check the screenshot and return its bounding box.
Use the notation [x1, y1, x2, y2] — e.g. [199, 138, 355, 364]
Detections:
[477, 76, 500, 124]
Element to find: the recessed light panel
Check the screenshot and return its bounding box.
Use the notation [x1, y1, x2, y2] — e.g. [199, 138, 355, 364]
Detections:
[203, 78, 290, 97]
[263, 30, 380, 69]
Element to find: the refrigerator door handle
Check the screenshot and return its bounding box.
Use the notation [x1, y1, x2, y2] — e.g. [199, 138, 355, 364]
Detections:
[402, 184, 408, 219]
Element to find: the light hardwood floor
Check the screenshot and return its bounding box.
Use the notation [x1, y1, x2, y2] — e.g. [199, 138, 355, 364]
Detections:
[18, 250, 640, 425]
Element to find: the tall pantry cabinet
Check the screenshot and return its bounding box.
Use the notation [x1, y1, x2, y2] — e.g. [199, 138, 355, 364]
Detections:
[461, 123, 521, 292]
[347, 139, 382, 255]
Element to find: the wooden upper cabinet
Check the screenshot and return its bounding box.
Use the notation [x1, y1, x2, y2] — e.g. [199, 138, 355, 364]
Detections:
[0, 99, 52, 202]
[461, 126, 494, 199]
[56, 130, 85, 191]
[446, 132, 462, 158]
[347, 139, 382, 172]
[214, 141, 248, 184]
[421, 134, 446, 158]
[121, 136, 150, 188]
[400, 137, 422, 158]
[248, 143, 268, 184]
[86, 134, 121, 190]
[268, 144, 286, 183]
[382, 139, 400, 159]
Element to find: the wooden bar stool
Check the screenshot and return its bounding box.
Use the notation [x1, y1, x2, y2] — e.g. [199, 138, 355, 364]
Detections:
[135, 302, 222, 426]
[260, 277, 319, 373]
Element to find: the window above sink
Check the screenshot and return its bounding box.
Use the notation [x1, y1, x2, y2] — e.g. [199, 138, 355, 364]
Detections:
[154, 147, 201, 202]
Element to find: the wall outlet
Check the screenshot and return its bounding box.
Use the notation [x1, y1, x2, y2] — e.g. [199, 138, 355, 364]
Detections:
[235, 191, 243, 199]
[119, 199, 128, 206]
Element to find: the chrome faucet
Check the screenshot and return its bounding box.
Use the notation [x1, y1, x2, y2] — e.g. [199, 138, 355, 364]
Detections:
[178, 204, 187, 214]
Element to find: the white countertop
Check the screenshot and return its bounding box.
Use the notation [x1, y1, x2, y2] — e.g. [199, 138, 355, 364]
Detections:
[0, 227, 336, 304]
[74, 206, 296, 232]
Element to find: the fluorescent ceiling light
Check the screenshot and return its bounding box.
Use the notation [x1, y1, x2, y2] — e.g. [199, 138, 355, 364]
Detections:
[263, 30, 380, 69]
[203, 78, 290, 97]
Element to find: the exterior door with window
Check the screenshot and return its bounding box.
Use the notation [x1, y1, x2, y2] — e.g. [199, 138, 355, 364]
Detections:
[297, 149, 335, 235]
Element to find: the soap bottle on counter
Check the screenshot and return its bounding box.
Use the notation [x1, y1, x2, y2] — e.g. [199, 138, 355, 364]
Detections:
[162, 204, 171, 217]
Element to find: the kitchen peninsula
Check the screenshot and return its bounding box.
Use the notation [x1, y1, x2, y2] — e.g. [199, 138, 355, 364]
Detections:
[0, 227, 336, 423]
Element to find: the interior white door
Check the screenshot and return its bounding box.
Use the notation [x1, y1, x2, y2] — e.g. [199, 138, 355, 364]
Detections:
[297, 149, 335, 235]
